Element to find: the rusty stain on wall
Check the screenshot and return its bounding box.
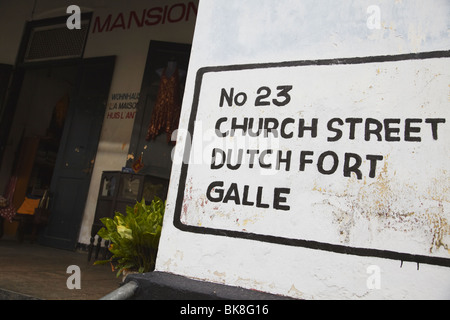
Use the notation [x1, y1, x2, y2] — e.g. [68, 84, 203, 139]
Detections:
[181, 177, 194, 222]
[182, 177, 211, 226]
[315, 155, 449, 255]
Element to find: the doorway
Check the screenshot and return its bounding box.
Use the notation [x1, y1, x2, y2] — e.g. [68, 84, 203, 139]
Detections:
[0, 13, 117, 250]
[0, 64, 77, 238]
[0, 57, 115, 250]
[39, 57, 115, 250]
[127, 41, 192, 179]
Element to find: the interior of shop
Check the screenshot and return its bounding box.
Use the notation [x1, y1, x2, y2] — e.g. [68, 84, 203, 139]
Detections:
[0, 65, 77, 238]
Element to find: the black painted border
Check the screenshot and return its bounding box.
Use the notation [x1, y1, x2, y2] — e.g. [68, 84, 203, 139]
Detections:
[174, 50, 450, 268]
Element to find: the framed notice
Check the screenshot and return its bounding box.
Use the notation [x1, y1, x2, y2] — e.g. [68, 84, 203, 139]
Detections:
[174, 51, 450, 268]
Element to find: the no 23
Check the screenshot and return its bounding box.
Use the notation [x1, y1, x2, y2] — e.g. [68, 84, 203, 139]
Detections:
[220, 85, 293, 107]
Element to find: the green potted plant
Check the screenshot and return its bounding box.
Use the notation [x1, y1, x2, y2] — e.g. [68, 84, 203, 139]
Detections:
[94, 197, 165, 277]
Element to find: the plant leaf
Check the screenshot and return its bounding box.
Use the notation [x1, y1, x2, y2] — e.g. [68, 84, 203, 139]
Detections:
[95, 196, 165, 276]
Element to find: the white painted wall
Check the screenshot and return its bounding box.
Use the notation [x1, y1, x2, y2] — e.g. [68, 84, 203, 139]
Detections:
[76, 0, 198, 245]
[156, 0, 450, 299]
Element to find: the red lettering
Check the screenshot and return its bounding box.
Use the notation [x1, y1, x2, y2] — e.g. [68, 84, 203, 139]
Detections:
[107, 112, 121, 119]
[92, 2, 198, 33]
[146, 7, 162, 26]
[110, 13, 126, 31]
[186, 1, 198, 21]
[128, 10, 146, 29]
[92, 14, 111, 33]
[162, 5, 168, 24]
[126, 111, 136, 119]
[168, 4, 186, 23]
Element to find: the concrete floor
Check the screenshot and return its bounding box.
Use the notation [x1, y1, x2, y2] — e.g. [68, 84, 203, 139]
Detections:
[0, 237, 123, 300]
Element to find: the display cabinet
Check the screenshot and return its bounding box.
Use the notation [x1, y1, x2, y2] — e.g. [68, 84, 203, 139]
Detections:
[88, 171, 168, 261]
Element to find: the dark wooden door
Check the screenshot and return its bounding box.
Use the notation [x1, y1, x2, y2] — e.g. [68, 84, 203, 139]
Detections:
[0, 64, 13, 159]
[0, 64, 12, 109]
[39, 56, 115, 250]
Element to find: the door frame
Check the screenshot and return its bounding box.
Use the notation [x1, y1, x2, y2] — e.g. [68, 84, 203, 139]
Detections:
[0, 13, 92, 166]
[0, 14, 116, 249]
[38, 56, 115, 250]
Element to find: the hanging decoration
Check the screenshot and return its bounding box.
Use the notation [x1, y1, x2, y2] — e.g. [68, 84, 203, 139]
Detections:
[146, 63, 181, 143]
[132, 152, 145, 173]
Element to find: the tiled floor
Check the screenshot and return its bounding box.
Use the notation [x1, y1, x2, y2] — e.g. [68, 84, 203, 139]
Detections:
[0, 238, 123, 300]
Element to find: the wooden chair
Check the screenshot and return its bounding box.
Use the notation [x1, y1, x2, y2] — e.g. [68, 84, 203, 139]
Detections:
[15, 207, 51, 243]
[15, 191, 52, 243]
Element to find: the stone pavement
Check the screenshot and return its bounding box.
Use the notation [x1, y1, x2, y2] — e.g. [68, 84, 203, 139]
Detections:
[0, 237, 123, 300]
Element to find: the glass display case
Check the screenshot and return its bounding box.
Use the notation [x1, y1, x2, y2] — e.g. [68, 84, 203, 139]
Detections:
[88, 171, 169, 261]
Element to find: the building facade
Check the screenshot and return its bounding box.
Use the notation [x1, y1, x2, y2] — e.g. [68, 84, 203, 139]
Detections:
[0, 0, 198, 249]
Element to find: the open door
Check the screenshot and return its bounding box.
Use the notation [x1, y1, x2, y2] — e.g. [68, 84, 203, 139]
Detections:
[39, 56, 115, 250]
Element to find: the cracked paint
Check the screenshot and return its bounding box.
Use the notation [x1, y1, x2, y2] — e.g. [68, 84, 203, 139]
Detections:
[315, 158, 449, 255]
